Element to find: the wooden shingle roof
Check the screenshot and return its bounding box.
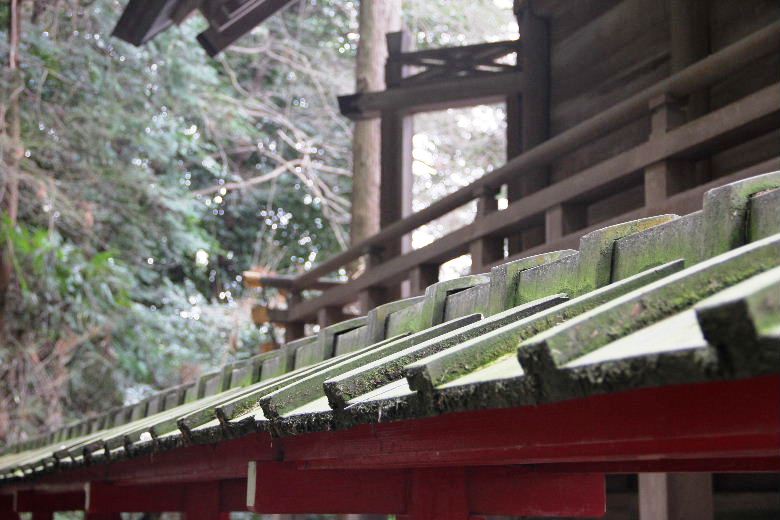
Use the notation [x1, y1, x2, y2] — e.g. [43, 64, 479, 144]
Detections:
[1, 171, 780, 483]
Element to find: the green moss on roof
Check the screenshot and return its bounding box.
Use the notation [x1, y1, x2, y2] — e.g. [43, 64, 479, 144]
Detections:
[2, 173, 780, 483]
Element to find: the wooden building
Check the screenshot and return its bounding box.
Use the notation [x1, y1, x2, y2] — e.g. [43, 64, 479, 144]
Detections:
[249, 0, 780, 338]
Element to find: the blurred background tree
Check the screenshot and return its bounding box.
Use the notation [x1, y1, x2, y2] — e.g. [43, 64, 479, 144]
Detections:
[0, 0, 514, 443]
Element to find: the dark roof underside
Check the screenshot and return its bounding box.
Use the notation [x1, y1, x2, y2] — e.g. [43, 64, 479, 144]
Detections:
[111, 0, 186, 46]
[112, 0, 297, 56]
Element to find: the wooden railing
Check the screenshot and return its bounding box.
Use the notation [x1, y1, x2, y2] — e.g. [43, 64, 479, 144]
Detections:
[249, 20, 780, 331]
[338, 37, 523, 119]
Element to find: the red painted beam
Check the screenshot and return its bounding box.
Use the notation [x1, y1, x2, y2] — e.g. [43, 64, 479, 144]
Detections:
[8, 376, 780, 492]
[405, 468, 469, 520]
[518, 456, 780, 474]
[247, 463, 605, 517]
[284, 376, 780, 469]
[0, 494, 19, 520]
[14, 489, 85, 512]
[247, 462, 408, 514]
[467, 467, 604, 517]
[87, 480, 245, 513]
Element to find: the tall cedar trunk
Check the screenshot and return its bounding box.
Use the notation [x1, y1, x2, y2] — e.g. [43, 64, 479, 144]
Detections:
[349, 0, 402, 246]
[343, 3, 403, 517]
[0, 0, 23, 329]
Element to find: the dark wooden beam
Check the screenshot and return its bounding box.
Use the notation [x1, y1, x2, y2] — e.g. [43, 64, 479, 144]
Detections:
[14, 489, 85, 513]
[112, 0, 193, 46]
[508, 2, 550, 254]
[243, 272, 344, 291]
[197, 0, 298, 56]
[251, 305, 289, 324]
[389, 39, 520, 64]
[339, 72, 524, 121]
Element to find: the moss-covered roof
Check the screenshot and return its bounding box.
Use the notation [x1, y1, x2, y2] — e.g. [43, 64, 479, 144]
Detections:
[2, 172, 780, 483]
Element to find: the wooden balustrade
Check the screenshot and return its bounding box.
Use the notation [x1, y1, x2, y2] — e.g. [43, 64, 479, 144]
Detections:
[245, 20, 780, 327]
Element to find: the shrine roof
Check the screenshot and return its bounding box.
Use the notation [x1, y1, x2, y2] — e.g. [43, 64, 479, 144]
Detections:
[2, 171, 780, 484]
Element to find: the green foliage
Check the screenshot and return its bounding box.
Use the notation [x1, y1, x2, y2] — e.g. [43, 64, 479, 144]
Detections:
[0, 0, 515, 442]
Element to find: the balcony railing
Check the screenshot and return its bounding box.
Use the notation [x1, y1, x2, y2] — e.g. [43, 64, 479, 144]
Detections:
[246, 20, 780, 337]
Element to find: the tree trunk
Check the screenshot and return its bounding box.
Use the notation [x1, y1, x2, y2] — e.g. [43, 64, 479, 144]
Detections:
[0, 0, 24, 329]
[349, 0, 402, 246]
[345, 5, 403, 518]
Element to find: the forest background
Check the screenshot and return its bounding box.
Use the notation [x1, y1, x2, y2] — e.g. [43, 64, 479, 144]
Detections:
[0, 0, 515, 443]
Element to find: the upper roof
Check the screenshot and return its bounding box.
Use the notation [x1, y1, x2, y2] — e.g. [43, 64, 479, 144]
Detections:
[2, 171, 780, 483]
[112, 0, 297, 56]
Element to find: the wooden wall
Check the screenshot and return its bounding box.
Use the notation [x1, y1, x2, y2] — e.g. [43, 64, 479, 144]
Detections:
[537, 0, 780, 230]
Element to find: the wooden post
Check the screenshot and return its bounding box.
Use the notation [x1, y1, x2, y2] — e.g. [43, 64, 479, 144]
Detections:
[285, 290, 306, 343]
[669, 0, 711, 187]
[409, 263, 440, 296]
[644, 94, 689, 207]
[381, 31, 414, 301]
[358, 246, 388, 313]
[639, 473, 713, 520]
[642, 3, 712, 481]
[645, 0, 710, 208]
[670, 0, 710, 117]
[508, 0, 550, 255]
[506, 93, 522, 161]
[470, 186, 503, 272]
[317, 306, 345, 329]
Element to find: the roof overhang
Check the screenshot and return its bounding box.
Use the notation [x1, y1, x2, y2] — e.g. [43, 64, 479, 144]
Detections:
[112, 0, 297, 56]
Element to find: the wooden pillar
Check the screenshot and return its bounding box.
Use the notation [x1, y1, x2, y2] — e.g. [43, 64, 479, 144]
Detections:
[30, 514, 52, 520]
[409, 263, 440, 296]
[318, 306, 345, 328]
[85, 514, 122, 520]
[380, 31, 413, 301]
[639, 473, 713, 520]
[670, 0, 710, 117]
[508, 0, 550, 255]
[359, 246, 388, 313]
[644, 94, 689, 207]
[669, 0, 711, 187]
[545, 202, 588, 243]
[285, 290, 305, 343]
[470, 186, 503, 272]
[506, 92, 522, 160]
